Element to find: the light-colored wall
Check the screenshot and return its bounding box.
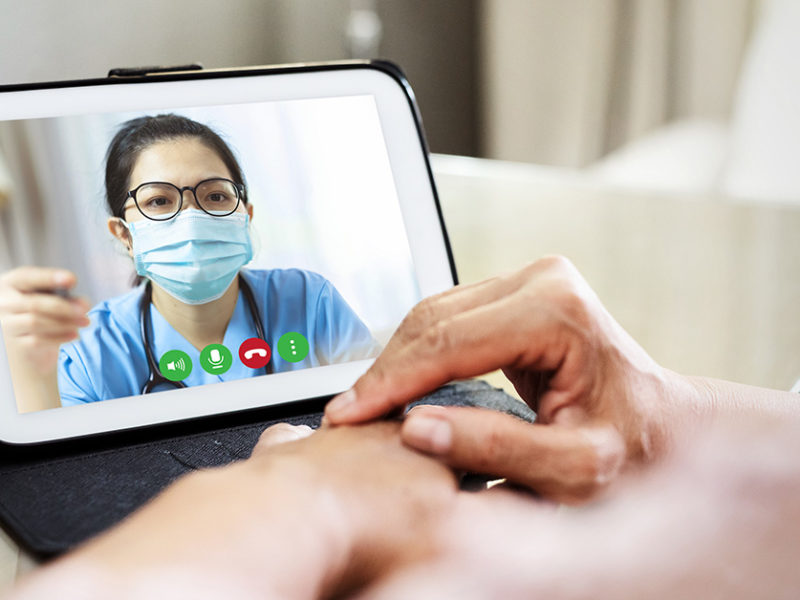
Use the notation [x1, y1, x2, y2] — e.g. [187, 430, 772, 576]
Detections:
[0, 0, 282, 84]
[0, 0, 477, 155]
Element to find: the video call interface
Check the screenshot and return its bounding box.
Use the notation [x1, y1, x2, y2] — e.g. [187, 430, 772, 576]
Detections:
[0, 95, 421, 413]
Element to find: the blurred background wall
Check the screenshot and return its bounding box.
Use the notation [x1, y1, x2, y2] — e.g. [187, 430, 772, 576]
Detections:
[0, 0, 479, 157]
[0, 0, 760, 161]
[1, 0, 798, 207]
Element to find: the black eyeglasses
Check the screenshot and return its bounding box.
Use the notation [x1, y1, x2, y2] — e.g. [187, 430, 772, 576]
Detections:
[126, 178, 246, 221]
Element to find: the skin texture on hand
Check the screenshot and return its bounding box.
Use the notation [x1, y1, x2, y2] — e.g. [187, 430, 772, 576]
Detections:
[357, 414, 800, 600]
[11, 415, 800, 599]
[8, 422, 459, 600]
[326, 256, 678, 502]
[326, 256, 800, 503]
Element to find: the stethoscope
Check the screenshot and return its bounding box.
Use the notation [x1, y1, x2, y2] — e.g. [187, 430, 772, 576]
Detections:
[139, 274, 271, 394]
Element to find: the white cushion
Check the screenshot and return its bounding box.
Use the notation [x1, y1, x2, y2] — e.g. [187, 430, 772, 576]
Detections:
[588, 119, 729, 194]
[720, 0, 800, 203]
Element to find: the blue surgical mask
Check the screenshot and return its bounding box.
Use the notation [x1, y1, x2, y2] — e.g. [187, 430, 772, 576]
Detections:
[125, 210, 253, 305]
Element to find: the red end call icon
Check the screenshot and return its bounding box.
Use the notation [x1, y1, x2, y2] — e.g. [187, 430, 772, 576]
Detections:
[239, 338, 272, 369]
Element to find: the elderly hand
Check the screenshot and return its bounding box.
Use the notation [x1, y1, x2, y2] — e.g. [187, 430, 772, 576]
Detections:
[326, 256, 693, 503]
[10, 422, 458, 600]
[358, 415, 800, 600]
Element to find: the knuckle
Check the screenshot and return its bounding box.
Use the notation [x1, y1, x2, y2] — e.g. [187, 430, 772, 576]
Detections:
[529, 255, 573, 276]
[19, 336, 41, 353]
[558, 286, 589, 318]
[20, 313, 39, 331]
[460, 415, 518, 473]
[420, 322, 455, 356]
[28, 296, 47, 314]
[480, 425, 511, 467]
[561, 441, 624, 501]
[517, 256, 585, 302]
[534, 278, 592, 332]
[405, 297, 440, 331]
[515, 261, 545, 285]
[543, 254, 575, 272]
[574, 453, 604, 491]
[358, 362, 391, 394]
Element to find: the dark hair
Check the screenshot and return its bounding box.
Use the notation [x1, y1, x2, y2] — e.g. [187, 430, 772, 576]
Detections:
[105, 114, 247, 219]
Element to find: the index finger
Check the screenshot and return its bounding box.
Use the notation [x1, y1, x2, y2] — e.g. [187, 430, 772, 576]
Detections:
[326, 291, 563, 424]
[1, 267, 76, 294]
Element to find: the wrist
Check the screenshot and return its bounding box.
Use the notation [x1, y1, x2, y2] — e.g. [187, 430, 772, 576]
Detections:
[649, 369, 717, 455]
[244, 456, 357, 598]
[676, 374, 800, 422]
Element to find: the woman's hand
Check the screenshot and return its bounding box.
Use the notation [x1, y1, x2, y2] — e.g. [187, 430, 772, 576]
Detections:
[0, 267, 89, 411]
[0, 266, 89, 373]
[325, 256, 693, 503]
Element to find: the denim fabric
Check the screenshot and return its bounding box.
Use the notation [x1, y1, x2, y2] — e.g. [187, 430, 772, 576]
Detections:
[411, 379, 536, 422]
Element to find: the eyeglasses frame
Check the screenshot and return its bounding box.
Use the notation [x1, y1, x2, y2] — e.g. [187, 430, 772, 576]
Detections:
[125, 177, 246, 221]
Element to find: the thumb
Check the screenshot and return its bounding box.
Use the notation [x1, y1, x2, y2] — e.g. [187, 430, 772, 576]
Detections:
[401, 406, 625, 503]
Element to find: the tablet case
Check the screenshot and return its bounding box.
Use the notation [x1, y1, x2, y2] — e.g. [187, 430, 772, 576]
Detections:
[0, 381, 535, 558]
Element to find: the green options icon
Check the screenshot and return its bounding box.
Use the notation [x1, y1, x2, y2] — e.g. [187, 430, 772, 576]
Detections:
[277, 332, 309, 362]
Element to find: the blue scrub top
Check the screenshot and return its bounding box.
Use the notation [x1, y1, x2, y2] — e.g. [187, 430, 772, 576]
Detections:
[58, 268, 380, 406]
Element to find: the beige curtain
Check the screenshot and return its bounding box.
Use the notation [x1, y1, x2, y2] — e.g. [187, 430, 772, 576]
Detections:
[479, 0, 761, 167]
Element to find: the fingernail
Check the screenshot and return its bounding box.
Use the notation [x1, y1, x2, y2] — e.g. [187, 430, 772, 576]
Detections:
[407, 404, 447, 415]
[326, 388, 357, 420]
[73, 304, 87, 317]
[403, 414, 452, 455]
[261, 427, 310, 448]
[54, 271, 72, 286]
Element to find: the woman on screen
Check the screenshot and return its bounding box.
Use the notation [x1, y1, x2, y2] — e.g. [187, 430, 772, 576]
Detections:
[0, 114, 379, 410]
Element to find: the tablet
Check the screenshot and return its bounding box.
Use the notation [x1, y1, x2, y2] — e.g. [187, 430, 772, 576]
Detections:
[0, 62, 455, 444]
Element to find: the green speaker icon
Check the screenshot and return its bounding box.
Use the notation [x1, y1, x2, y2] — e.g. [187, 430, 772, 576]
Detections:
[159, 350, 193, 382]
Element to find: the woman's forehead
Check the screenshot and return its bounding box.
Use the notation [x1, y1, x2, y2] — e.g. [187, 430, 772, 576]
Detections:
[129, 137, 232, 186]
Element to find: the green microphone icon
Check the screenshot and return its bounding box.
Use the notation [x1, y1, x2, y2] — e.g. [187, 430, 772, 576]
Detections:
[199, 344, 233, 374]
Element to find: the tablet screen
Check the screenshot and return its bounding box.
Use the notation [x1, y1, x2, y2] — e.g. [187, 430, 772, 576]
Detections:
[0, 66, 454, 441]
